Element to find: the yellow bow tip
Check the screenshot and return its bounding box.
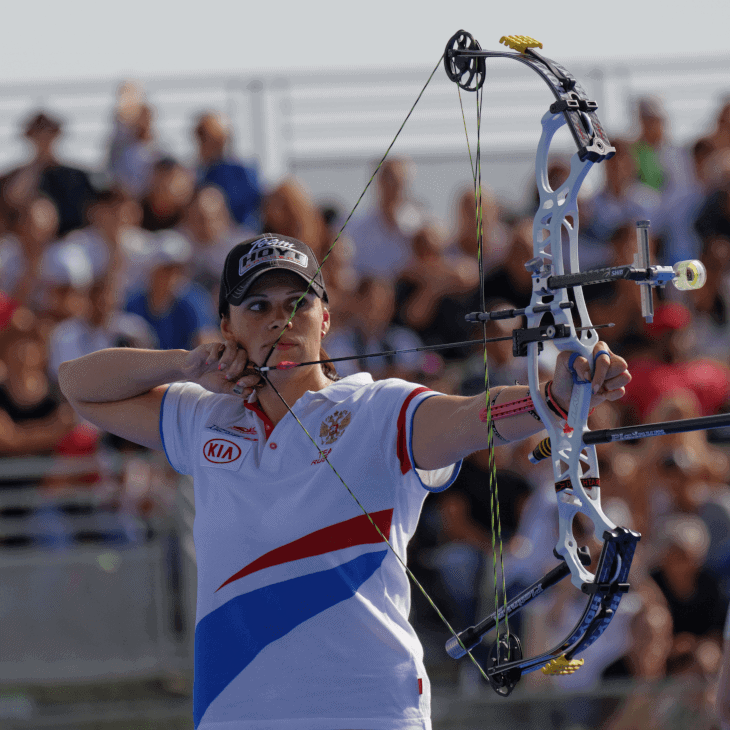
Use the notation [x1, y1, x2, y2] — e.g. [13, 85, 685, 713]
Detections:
[541, 655, 585, 676]
[500, 35, 543, 53]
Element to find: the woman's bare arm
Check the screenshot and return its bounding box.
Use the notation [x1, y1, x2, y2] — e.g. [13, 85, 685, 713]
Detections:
[412, 344, 630, 470]
[58, 349, 188, 404]
[411, 385, 547, 469]
[57, 342, 264, 451]
[58, 348, 189, 451]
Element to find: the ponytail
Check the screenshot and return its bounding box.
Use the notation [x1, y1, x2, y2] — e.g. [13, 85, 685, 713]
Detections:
[320, 346, 340, 381]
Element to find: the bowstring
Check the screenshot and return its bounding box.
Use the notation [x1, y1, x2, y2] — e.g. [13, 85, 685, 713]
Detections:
[254, 55, 492, 682]
[458, 74, 512, 661]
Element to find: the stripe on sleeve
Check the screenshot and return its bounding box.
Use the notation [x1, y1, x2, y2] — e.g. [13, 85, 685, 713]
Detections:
[396, 386, 431, 475]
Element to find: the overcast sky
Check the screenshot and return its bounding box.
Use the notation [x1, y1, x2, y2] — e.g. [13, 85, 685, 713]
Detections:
[0, 0, 726, 84]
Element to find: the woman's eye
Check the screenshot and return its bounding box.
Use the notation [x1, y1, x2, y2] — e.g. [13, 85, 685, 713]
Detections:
[291, 296, 312, 310]
[248, 301, 267, 312]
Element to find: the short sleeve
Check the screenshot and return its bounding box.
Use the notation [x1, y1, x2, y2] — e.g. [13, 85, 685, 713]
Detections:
[160, 381, 216, 475]
[383, 380, 461, 493]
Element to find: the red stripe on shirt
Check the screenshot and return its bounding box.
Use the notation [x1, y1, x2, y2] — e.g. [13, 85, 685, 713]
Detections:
[396, 387, 431, 475]
[215, 508, 394, 592]
[244, 400, 274, 440]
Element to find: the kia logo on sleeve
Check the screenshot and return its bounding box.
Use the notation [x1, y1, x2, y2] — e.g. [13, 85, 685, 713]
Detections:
[204, 439, 243, 464]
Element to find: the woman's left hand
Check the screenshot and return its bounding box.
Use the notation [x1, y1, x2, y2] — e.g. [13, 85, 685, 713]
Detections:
[550, 341, 632, 412]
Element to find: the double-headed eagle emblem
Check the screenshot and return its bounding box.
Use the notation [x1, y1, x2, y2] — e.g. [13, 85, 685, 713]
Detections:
[319, 410, 352, 446]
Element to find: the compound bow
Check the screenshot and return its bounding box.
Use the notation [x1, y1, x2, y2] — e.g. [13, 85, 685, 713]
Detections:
[256, 30, 715, 697]
[441, 31, 710, 694]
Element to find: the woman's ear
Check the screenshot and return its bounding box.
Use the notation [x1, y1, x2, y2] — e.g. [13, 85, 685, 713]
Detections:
[321, 307, 330, 337]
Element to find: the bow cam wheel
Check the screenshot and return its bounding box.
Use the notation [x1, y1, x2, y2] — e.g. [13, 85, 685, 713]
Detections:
[444, 30, 486, 92]
[486, 633, 523, 696]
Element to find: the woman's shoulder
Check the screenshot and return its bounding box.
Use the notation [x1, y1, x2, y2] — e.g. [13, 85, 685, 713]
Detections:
[165, 381, 241, 411]
[319, 373, 431, 405]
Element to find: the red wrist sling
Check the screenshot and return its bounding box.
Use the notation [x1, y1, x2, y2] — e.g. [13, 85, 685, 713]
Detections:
[479, 381, 593, 424]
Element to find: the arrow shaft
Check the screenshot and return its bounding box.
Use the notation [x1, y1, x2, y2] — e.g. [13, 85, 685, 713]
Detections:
[256, 324, 612, 372]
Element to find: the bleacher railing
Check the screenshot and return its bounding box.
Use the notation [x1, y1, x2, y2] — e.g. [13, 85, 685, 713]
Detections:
[0, 54, 728, 185]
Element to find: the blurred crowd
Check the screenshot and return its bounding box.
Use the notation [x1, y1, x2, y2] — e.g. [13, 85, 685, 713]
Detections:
[3, 78, 730, 717]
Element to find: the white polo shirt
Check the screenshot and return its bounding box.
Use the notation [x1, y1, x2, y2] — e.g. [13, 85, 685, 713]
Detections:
[159, 373, 460, 730]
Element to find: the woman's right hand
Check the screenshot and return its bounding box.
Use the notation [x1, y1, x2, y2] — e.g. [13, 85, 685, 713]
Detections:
[182, 340, 264, 398]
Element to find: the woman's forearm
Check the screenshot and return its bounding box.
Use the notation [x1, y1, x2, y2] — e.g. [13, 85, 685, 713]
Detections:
[58, 348, 188, 403]
[489, 383, 553, 443]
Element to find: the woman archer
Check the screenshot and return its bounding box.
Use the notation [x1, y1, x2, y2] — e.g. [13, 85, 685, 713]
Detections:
[59, 233, 631, 730]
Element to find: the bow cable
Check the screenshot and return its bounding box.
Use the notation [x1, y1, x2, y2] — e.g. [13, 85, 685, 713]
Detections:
[459, 74, 512, 664]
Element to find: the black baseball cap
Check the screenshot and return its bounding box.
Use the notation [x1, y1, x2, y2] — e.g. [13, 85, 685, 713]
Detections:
[219, 234, 327, 317]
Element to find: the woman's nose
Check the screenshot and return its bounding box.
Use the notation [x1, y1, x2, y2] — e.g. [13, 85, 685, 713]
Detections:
[270, 307, 293, 329]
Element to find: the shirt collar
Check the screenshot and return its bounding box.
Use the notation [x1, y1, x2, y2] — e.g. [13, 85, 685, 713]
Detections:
[245, 372, 374, 411]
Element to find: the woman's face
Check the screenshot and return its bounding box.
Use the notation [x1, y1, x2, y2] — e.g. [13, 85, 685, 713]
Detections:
[221, 270, 329, 370]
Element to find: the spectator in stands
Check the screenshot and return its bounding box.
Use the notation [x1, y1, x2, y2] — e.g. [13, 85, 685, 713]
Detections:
[685, 236, 730, 360]
[582, 138, 661, 253]
[179, 185, 253, 295]
[631, 96, 693, 194]
[0, 196, 62, 316]
[427, 443, 533, 621]
[715, 600, 730, 728]
[107, 81, 161, 198]
[606, 634, 719, 730]
[315, 203, 358, 324]
[622, 302, 730, 422]
[323, 276, 424, 380]
[447, 186, 508, 268]
[64, 188, 153, 301]
[261, 177, 329, 257]
[637, 391, 729, 498]
[633, 391, 730, 585]
[0, 111, 95, 237]
[124, 230, 218, 350]
[698, 98, 730, 155]
[695, 157, 730, 245]
[37, 239, 96, 331]
[651, 514, 727, 641]
[194, 112, 262, 231]
[48, 273, 157, 382]
[603, 597, 673, 681]
[658, 137, 714, 264]
[395, 221, 479, 361]
[347, 158, 423, 280]
[598, 585, 720, 730]
[0, 310, 76, 464]
[140, 158, 195, 232]
[481, 217, 534, 309]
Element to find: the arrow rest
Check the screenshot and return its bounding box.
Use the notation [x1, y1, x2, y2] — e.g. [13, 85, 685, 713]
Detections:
[444, 30, 486, 91]
[487, 634, 523, 696]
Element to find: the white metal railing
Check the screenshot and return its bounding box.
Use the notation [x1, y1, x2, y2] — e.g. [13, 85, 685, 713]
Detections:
[0, 451, 191, 685]
[0, 54, 727, 187]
